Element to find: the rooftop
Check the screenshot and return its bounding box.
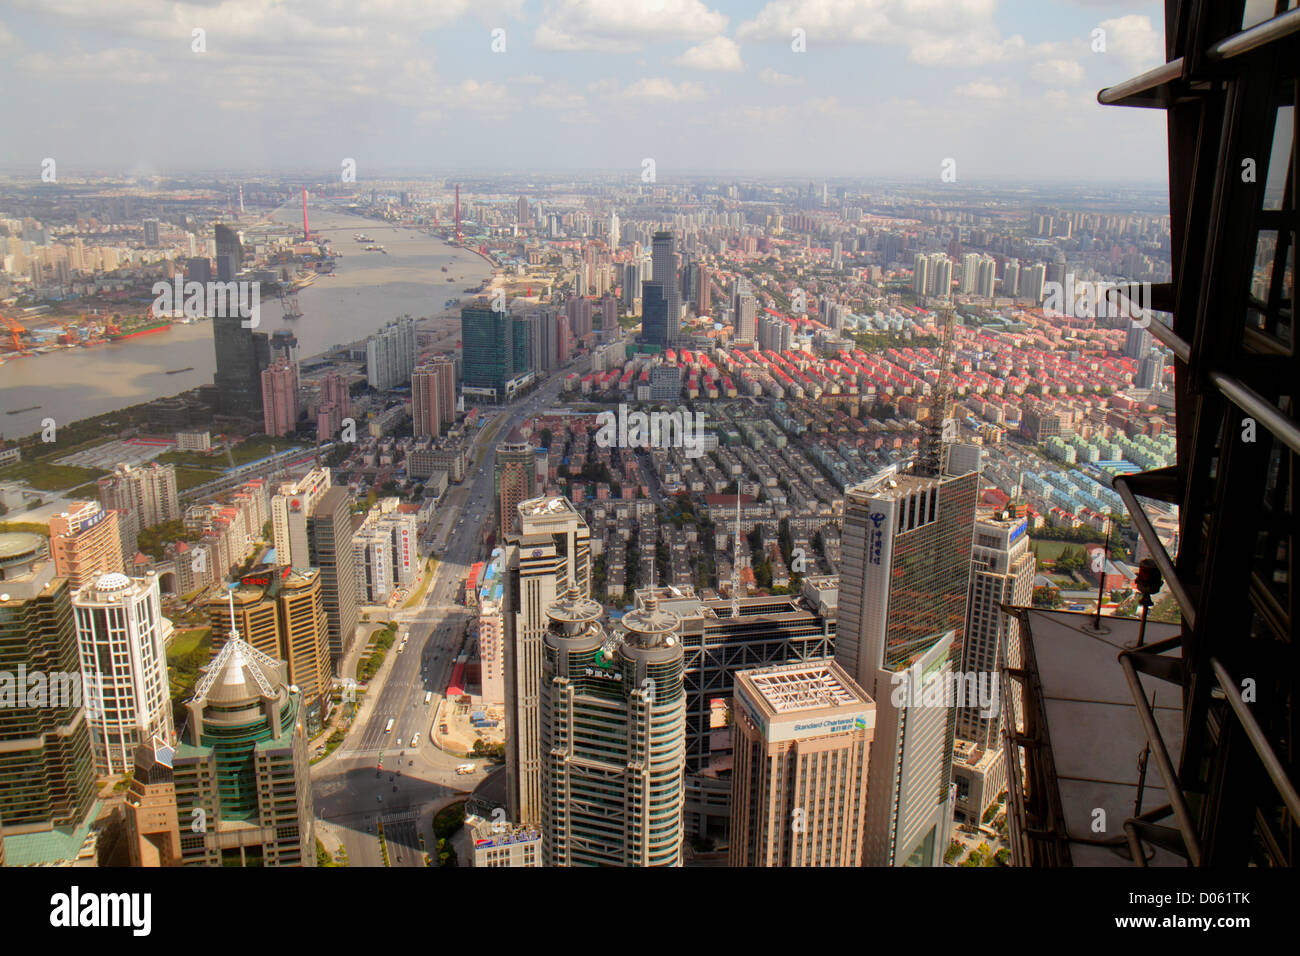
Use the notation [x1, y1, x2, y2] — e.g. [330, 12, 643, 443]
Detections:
[743, 661, 860, 714]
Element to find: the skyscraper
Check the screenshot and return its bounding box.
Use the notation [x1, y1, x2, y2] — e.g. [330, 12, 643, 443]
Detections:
[503, 496, 591, 826]
[733, 279, 757, 344]
[214, 223, 241, 282]
[540, 584, 686, 866]
[0, 533, 97, 840]
[72, 571, 174, 776]
[836, 466, 978, 866]
[651, 231, 681, 342]
[495, 441, 536, 537]
[173, 603, 316, 866]
[461, 301, 515, 401]
[270, 467, 331, 572]
[261, 358, 299, 437]
[1002, 259, 1020, 298]
[730, 660, 875, 866]
[124, 736, 182, 867]
[412, 363, 448, 438]
[308, 486, 359, 664]
[48, 501, 123, 591]
[640, 280, 670, 348]
[212, 314, 270, 418]
[207, 567, 334, 733]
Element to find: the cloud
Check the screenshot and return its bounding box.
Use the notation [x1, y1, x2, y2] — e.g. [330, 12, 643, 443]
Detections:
[673, 35, 743, 71]
[1097, 15, 1164, 68]
[621, 77, 709, 102]
[758, 67, 803, 86]
[534, 0, 728, 52]
[954, 79, 1009, 99]
[1030, 58, 1085, 86]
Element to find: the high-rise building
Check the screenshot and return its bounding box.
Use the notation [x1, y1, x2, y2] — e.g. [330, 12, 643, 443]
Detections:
[124, 735, 182, 867]
[316, 370, 352, 441]
[72, 571, 174, 777]
[308, 486, 358, 664]
[503, 496, 591, 826]
[1124, 323, 1153, 360]
[206, 567, 334, 733]
[1018, 263, 1046, 303]
[214, 223, 241, 282]
[640, 280, 670, 348]
[0, 534, 97, 840]
[651, 231, 681, 342]
[608, 209, 620, 249]
[412, 362, 450, 438]
[96, 462, 180, 531]
[352, 500, 418, 605]
[837, 466, 978, 866]
[1002, 258, 1020, 298]
[495, 441, 536, 537]
[730, 660, 875, 866]
[733, 279, 757, 344]
[366, 316, 417, 390]
[261, 358, 299, 437]
[951, 510, 1033, 825]
[48, 501, 123, 591]
[461, 301, 517, 401]
[142, 219, 160, 247]
[975, 256, 997, 299]
[212, 314, 270, 418]
[540, 584, 686, 866]
[174, 602, 316, 866]
[1136, 351, 1165, 389]
[270, 467, 332, 572]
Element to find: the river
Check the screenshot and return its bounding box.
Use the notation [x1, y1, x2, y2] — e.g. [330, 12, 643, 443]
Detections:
[0, 205, 491, 440]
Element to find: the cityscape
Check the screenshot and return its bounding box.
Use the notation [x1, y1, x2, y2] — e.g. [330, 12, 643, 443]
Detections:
[0, 0, 1294, 919]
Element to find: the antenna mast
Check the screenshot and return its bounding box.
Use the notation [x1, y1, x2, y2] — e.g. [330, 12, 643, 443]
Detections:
[918, 299, 956, 477]
[731, 485, 741, 617]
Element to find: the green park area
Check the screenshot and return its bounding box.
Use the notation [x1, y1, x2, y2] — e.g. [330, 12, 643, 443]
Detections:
[0, 460, 105, 491]
[167, 626, 213, 703]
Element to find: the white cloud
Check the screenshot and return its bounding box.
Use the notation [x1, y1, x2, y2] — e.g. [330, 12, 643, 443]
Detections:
[758, 67, 803, 86]
[1030, 58, 1085, 86]
[954, 79, 1009, 99]
[1098, 15, 1164, 68]
[534, 0, 728, 52]
[673, 35, 743, 72]
[622, 77, 709, 102]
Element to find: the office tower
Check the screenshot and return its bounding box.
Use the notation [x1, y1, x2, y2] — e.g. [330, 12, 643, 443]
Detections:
[212, 314, 271, 418]
[621, 259, 643, 310]
[495, 441, 536, 537]
[1136, 351, 1165, 389]
[352, 501, 418, 604]
[174, 606, 316, 866]
[1002, 258, 1020, 298]
[307, 486, 358, 664]
[72, 571, 173, 776]
[730, 660, 875, 866]
[1123, 323, 1153, 359]
[214, 223, 241, 281]
[634, 582, 837, 840]
[72, 571, 172, 770]
[512, 315, 531, 375]
[555, 313, 572, 365]
[950, 511, 1033, 825]
[516, 196, 529, 224]
[540, 585, 686, 866]
[124, 736, 182, 867]
[640, 280, 669, 348]
[468, 815, 542, 866]
[1018, 263, 1046, 304]
[142, 219, 160, 247]
[186, 257, 211, 284]
[609, 209, 620, 249]
[651, 231, 681, 341]
[461, 301, 516, 401]
[48, 501, 123, 591]
[365, 316, 417, 390]
[270, 467, 331, 572]
[733, 280, 757, 344]
[206, 567, 333, 732]
[837, 466, 978, 866]
[96, 462, 180, 531]
[503, 496, 591, 826]
[0, 534, 97, 838]
[261, 358, 299, 437]
[1044, 260, 1066, 292]
[477, 550, 506, 704]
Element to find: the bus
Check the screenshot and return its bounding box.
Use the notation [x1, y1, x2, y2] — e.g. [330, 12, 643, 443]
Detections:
[384, 718, 395, 734]
[424, 691, 432, 705]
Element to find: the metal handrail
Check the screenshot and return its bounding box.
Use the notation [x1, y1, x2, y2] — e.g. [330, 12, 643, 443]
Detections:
[1209, 8, 1300, 61]
[1112, 475, 1197, 627]
[1211, 658, 1300, 824]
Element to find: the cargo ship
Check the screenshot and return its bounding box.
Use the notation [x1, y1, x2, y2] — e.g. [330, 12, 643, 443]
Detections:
[106, 318, 172, 341]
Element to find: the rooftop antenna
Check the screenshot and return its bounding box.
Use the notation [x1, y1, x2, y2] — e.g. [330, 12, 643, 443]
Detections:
[918, 297, 956, 477]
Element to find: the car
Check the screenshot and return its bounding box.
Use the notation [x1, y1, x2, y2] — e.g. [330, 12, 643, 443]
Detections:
[389, 775, 394, 781]
[392, 785, 398, 792]
[377, 795, 383, 803]
[376, 770, 381, 777]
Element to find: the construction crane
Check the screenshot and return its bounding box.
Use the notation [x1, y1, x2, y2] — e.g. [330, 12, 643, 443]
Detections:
[0, 313, 26, 352]
[916, 301, 957, 478]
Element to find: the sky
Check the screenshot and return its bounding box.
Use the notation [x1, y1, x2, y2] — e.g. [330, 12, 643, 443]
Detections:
[0, 0, 1217, 185]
